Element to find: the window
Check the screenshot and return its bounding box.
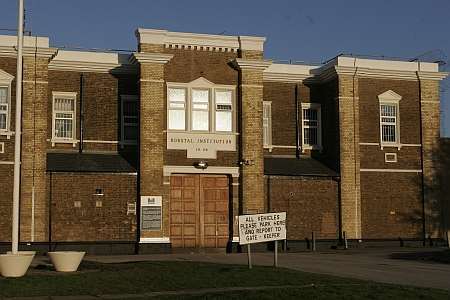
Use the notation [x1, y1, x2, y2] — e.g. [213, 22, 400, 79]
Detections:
[191, 89, 209, 131]
[380, 104, 398, 143]
[167, 77, 235, 133]
[121, 95, 139, 145]
[215, 90, 233, 132]
[52, 92, 76, 142]
[378, 90, 402, 147]
[168, 88, 186, 130]
[301, 103, 321, 150]
[263, 101, 272, 147]
[0, 87, 9, 131]
[0, 68, 14, 134]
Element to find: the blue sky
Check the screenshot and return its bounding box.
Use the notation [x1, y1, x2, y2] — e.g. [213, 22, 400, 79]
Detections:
[2, 0, 450, 136]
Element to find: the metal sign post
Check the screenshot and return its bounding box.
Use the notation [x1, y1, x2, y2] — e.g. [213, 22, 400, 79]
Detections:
[247, 244, 252, 269]
[274, 240, 278, 267]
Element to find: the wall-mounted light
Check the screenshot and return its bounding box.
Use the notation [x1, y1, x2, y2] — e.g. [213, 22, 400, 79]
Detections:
[194, 161, 208, 170]
[239, 159, 255, 166]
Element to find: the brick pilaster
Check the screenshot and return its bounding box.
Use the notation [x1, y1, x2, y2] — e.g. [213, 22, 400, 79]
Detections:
[419, 79, 441, 237]
[233, 58, 271, 214]
[20, 49, 56, 242]
[337, 74, 361, 239]
[132, 52, 173, 239]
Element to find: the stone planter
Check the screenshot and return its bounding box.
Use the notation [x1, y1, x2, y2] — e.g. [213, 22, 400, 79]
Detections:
[48, 251, 85, 272]
[0, 254, 34, 277]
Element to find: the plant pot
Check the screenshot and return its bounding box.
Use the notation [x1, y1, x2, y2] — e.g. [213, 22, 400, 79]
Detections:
[0, 254, 34, 277]
[48, 251, 85, 272]
[6, 251, 36, 257]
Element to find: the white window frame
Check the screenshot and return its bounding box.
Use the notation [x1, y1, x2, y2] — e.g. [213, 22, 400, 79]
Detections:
[167, 77, 236, 133]
[120, 95, 139, 146]
[0, 69, 14, 138]
[378, 90, 402, 149]
[301, 102, 322, 150]
[52, 91, 77, 146]
[263, 101, 272, 149]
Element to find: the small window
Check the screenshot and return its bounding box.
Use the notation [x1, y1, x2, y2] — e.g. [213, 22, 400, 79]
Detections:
[121, 95, 138, 145]
[301, 103, 321, 150]
[385, 153, 397, 163]
[52, 92, 76, 142]
[215, 90, 233, 132]
[380, 104, 398, 144]
[0, 87, 9, 131]
[191, 89, 209, 131]
[263, 101, 272, 147]
[168, 88, 186, 130]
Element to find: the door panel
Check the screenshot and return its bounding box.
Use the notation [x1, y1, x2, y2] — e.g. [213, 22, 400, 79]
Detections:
[170, 174, 229, 248]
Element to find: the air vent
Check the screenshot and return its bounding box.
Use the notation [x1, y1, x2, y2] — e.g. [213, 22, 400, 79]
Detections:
[385, 153, 397, 163]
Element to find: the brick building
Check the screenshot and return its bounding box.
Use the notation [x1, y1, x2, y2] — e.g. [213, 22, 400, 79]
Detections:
[0, 28, 448, 253]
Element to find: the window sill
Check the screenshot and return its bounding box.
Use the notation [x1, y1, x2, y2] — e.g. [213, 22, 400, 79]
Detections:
[0, 131, 14, 139]
[380, 143, 401, 150]
[165, 130, 239, 135]
[302, 145, 322, 152]
[51, 139, 78, 147]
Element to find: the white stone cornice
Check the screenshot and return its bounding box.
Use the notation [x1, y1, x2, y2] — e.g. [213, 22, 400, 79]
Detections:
[136, 28, 266, 52]
[238, 36, 266, 51]
[263, 63, 316, 83]
[417, 71, 449, 81]
[130, 52, 174, 65]
[49, 50, 137, 73]
[232, 58, 272, 71]
[0, 46, 57, 59]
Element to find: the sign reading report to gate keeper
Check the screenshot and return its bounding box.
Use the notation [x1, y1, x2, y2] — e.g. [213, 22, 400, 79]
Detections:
[167, 132, 236, 159]
[238, 212, 286, 245]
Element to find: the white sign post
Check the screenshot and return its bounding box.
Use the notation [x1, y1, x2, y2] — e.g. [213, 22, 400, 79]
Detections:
[238, 212, 286, 269]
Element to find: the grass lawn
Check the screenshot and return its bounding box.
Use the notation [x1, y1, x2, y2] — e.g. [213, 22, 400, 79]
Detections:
[0, 260, 448, 299]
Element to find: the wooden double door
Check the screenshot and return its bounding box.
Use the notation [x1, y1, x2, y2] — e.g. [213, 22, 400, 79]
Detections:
[170, 174, 230, 248]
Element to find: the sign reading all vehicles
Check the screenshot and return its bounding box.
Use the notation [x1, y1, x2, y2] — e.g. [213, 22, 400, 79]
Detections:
[238, 212, 286, 245]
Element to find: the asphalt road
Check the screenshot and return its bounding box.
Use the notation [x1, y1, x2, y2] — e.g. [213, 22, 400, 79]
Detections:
[84, 248, 450, 290]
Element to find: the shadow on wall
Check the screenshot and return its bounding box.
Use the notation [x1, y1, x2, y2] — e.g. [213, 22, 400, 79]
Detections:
[399, 138, 450, 241]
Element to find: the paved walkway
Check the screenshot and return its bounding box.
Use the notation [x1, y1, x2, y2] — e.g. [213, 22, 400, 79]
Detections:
[82, 248, 450, 290]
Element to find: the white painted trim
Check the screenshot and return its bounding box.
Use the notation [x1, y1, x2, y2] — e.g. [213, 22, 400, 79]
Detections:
[0, 161, 14, 165]
[270, 145, 297, 149]
[359, 142, 380, 146]
[360, 168, 422, 173]
[22, 80, 48, 85]
[359, 142, 421, 147]
[139, 237, 170, 244]
[163, 165, 239, 177]
[0, 142, 3, 153]
[378, 90, 402, 103]
[140, 79, 165, 83]
[241, 84, 264, 88]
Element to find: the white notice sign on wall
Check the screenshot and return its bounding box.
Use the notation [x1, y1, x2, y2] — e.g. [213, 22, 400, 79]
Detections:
[238, 212, 286, 245]
[167, 132, 236, 159]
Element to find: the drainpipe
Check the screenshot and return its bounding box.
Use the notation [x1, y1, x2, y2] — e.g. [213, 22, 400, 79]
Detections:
[48, 171, 53, 252]
[79, 74, 84, 154]
[416, 62, 427, 246]
[295, 83, 301, 158]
